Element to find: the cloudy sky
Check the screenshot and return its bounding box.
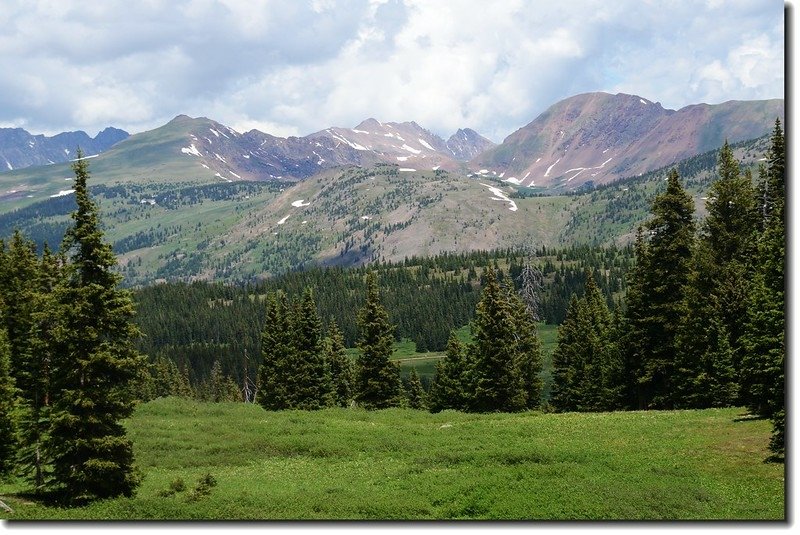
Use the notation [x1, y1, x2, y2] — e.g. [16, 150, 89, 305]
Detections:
[0, 0, 785, 142]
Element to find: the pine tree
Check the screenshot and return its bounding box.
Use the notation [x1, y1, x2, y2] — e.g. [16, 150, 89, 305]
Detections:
[204, 360, 240, 402]
[405, 368, 426, 410]
[550, 295, 584, 411]
[47, 153, 144, 502]
[427, 332, 468, 412]
[288, 288, 333, 409]
[740, 119, 785, 455]
[325, 319, 353, 408]
[674, 246, 738, 408]
[257, 291, 294, 410]
[580, 270, 622, 410]
[699, 141, 758, 387]
[622, 169, 695, 409]
[0, 231, 39, 388]
[0, 327, 17, 478]
[467, 267, 526, 412]
[507, 283, 543, 409]
[354, 271, 402, 409]
[16, 244, 62, 489]
[551, 271, 621, 412]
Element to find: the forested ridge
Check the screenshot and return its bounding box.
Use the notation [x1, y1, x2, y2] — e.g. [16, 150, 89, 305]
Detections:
[0, 121, 786, 508]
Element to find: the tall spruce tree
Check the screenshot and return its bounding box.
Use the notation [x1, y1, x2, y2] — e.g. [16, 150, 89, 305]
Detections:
[622, 169, 695, 409]
[674, 246, 738, 408]
[325, 319, 354, 408]
[16, 245, 62, 489]
[288, 288, 333, 409]
[354, 271, 402, 409]
[701, 141, 758, 386]
[740, 119, 785, 455]
[427, 332, 469, 412]
[551, 271, 621, 412]
[47, 153, 144, 502]
[467, 267, 526, 412]
[550, 295, 585, 411]
[507, 283, 543, 409]
[0, 231, 39, 389]
[257, 291, 294, 410]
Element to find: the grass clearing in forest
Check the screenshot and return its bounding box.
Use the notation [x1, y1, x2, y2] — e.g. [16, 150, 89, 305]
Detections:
[0, 398, 784, 520]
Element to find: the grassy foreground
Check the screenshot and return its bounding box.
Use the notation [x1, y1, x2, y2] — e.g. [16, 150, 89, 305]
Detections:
[0, 398, 785, 520]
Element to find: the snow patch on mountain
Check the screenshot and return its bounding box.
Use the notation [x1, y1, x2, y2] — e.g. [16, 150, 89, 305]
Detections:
[181, 144, 202, 157]
[418, 138, 435, 151]
[50, 189, 75, 198]
[480, 183, 517, 212]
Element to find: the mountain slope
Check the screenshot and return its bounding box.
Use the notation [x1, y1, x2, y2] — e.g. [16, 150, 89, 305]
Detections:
[0, 126, 128, 171]
[0, 133, 770, 286]
[0, 116, 493, 207]
[472, 92, 783, 189]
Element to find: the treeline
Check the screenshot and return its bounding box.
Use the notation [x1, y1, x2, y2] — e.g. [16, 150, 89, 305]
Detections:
[548, 122, 786, 455]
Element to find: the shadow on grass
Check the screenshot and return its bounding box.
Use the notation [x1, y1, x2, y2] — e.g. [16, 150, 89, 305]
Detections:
[764, 453, 785, 464]
[733, 413, 768, 423]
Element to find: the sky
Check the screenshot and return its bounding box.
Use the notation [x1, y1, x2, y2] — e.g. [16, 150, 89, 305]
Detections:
[0, 0, 786, 142]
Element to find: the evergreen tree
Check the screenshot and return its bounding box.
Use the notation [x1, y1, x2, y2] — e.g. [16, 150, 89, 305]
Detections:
[699, 141, 758, 385]
[47, 153, 144, 502]
[550, 295, 584, 411]
[622, 169, 695, 409]
[551, 271, 621, 412]
[17, 244, 62, 489]
[580, 270, 622, 410]
[0, 327, 16, 478]
[467, 267, 526, 412]
[405, 368, 426, 410]
[203, 360, 241, 403]
[674, 246, 738, 408]
[704, 140, 757, 266]
[257, 291, 294, 410]
[427, 333, 468, 412]
[325, 319, 353, 408]
[0, 231, 39, 388]
[288, 288, 333, 409]
[507, 283, 543, 409]
[354, 271, 402, 409]
[740, 119, 785, 455]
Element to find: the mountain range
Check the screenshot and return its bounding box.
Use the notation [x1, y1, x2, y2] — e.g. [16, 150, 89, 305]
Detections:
[0, 92, 783, 206]
[0, 91, 784, 285]
[0, 126, 129, 171]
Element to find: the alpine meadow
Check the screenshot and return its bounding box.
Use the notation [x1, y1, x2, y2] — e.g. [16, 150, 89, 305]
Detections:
[0, 0, 787, 523]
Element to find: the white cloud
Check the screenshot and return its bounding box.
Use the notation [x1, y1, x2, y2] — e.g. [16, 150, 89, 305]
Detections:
[0, 0, 784, 142]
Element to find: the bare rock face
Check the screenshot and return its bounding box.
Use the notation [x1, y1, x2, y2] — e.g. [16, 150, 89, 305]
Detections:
[472, 92, 784, 189]
[446, 128, 496, 161]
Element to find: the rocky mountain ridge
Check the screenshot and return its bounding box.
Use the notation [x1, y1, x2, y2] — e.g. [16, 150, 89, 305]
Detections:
[471, 92, 784, 189]
[0, 126, 129, 171]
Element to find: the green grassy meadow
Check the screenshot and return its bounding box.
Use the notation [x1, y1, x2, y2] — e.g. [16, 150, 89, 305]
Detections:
[0, 398, 784, 520]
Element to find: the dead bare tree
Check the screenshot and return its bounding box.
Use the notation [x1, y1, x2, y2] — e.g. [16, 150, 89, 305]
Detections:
[517, 250, 544, 323]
